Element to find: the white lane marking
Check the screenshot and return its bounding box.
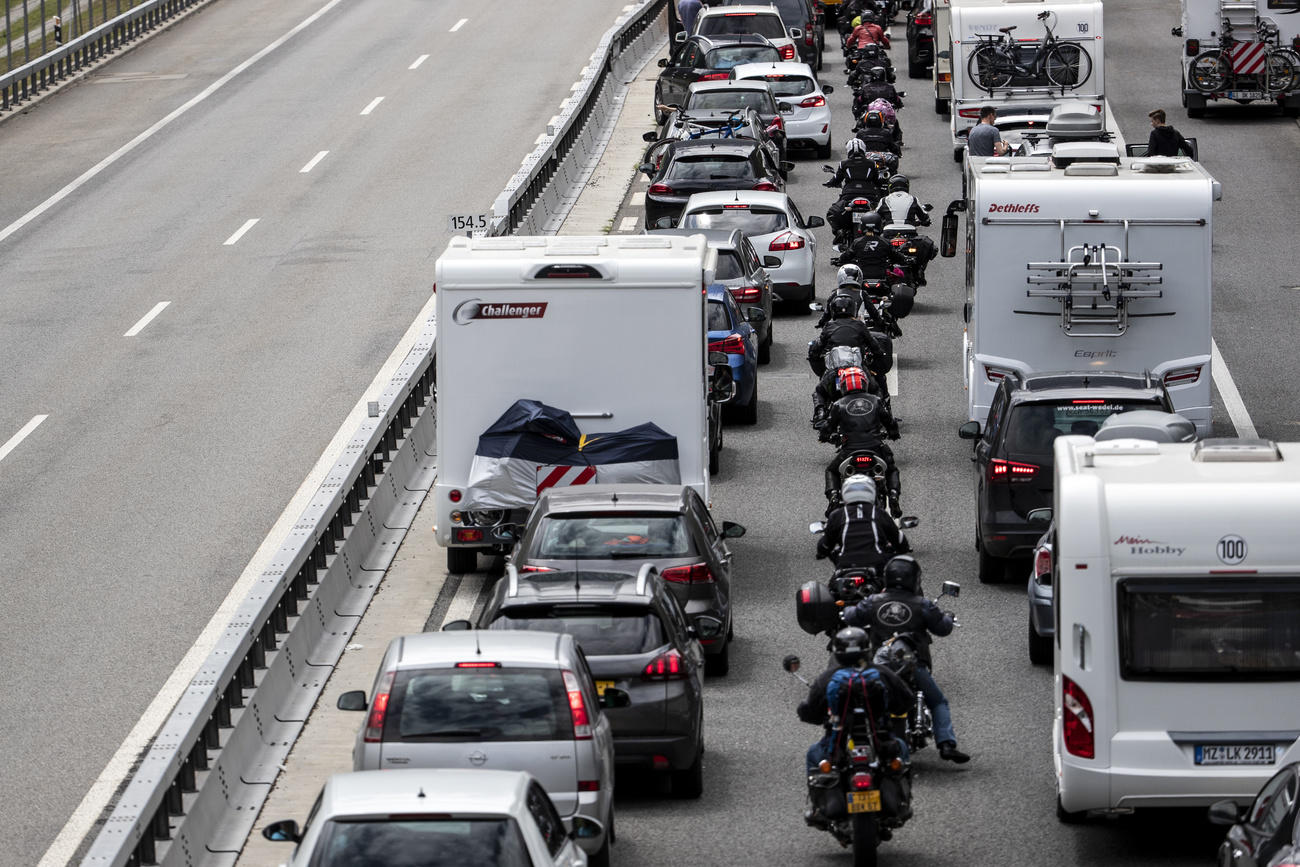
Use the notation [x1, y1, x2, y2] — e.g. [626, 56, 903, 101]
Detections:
[409, 54, 428, 70]
[618, 216, 638, 233]
[360, 97, 384, 116]
[0, 415, 48, 463]
[299, 150, 329, 173]
[449, 17, 467, 32]
[123, 302, 171, 337]
[223, 218, 260, 246]
[443, 574, 488, 625]
[38, 288, 439, 867]
[0, 0, 348, 249]
[1211, 340, 1257, 437]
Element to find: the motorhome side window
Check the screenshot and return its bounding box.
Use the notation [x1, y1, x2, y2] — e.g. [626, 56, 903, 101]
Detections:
[1117, 579, 1300, 681]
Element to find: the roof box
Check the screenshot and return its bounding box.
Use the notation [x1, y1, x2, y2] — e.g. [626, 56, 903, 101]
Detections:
[1094, 410, 1197, 444]
[1044, 101, 1105, 141]
[1191, 438, 1283, 462]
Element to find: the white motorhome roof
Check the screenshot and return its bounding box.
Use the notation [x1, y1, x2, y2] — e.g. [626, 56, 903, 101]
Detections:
[968, 155, 1222, 207]
[436, 234, 714, 288]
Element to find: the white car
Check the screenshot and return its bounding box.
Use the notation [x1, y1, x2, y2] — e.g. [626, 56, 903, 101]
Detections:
[692, 5, 802, 63]
[261, 768, 596, 867]
[730, 60, 834, 158]
[677, 189, 822, 304]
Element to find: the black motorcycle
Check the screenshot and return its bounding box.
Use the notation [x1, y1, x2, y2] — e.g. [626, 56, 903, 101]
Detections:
[872, 582, 961, 754]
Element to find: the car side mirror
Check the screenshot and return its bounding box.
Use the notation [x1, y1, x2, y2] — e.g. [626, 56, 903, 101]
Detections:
[899, 516, 919, 529]
[658, 57, 670, 67]
[642, 131, 659, 142]
[638, 162, 655, 176]
[763, 255, 782, 267]
[722, 521, 746, 538]
[570, 815, 606, 841]
[653, 215, 677, 229]
[744, 306, 766, 323]
[782, 654, 801, 673]
[941, 580, 961, 598]
[940, 211, 959, 258]
[1027, 508, 1053, 529]
[262, 819, 302, 843]
[600, 687, 632, 709]
[1207, 800, 1242, 826]
[809, 521, 825, 535]
[336, 689, 368, 711]
[809, 301, 824, 313]
[778, 101, 794, 113]
[806, 215, 825, 228]
[789, 28, 803, 39]
[711, 373, 736, 404]
[958, 421, 981, 440]
[442, 619, 473, 631]
[675, 31, 687, 43]
[781, 161, 796, 173]
[822, 84, 834, 95]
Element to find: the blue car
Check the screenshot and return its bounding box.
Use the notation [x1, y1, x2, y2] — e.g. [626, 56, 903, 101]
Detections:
[707, 283, 762, 425]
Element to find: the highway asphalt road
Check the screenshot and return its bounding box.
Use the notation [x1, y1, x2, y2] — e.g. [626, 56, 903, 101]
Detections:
[0, 0, 626, 860]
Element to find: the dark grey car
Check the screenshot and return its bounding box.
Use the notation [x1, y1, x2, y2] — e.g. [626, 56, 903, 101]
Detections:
[508, 484, 746, 675]
[479, 565, 708, 798]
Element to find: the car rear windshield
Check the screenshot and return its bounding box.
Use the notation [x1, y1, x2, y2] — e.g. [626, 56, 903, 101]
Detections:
[682, 206, 788, 234]
[493, 611, 667, 656]
[688, 90, 776, 112]
[707, 300, 733, 331]
[1002, 398, 1164, 459]
[745, 74, 815, 97]
[698, 12, 787, 39]
[388, 668, 570, 742]
[665, 154, 756, 181]
[705, 45, 781, 69]
[1119, 580, 1300, 681]
[309, 818, 531, 867]
[722, 0, 808, 27]
[715, 250, 744, 280]
[532, 513, 696, 559]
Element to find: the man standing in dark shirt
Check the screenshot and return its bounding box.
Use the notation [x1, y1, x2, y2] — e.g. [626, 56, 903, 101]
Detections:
[1147, 109, 1193, 157]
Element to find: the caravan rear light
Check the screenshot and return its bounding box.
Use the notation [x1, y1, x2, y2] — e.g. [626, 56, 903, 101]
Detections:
[709, 334, 747, 354]
[958, 107, 981, 118]
[455, 528, 485, 543]
[769, 232, 805, 251]
[448, 489, 462, 503]
[780, 44, 797, 60]
[989, 458, 1038, 482]
[648, 183, 675, 196]
[364, 671, 395, 743]
[753, 181, 780, 192]
[729, 286, 763, 304]
[1062, 676, 1095, 759]
[1185, 39, 1200, 56]
[662, 562, 716, 584]
[938, 72, 952, 82]
[1163, 365, 1203, 386]
[562, 670, 593, 740]
[800, 95, 826, 108]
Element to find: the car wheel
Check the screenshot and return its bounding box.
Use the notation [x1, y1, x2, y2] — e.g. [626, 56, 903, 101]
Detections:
[671, 745, 705, 799]
[704, 642, 730, 677]
[1028, 615, 1052, 665]
[758, 329, 772, 365]
[1056, 792, 1086, 824]
[817, 48, 824, 72]
[588, 825, 612, 867]
[447, 547, 477, 573]
[977, 546, 1005, 584]
[736, 376, 759, 425]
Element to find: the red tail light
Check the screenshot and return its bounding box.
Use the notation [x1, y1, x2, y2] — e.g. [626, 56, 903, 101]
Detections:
[648, 183, 674, 196]
[699, 71, 730, 81]
[455, 661, 501, 668]
[577, 780, 600, 792]
[915, 13, 932, 26]
[1062, 676, 1095, 759]
[850, 772, 874, 790]
[520, 565, 555, 573]
[958, 108, 981, 118]
[800, 95, 826, 108]
[851, 199, 871, 208]
[661, 562, 716, 584]
[708, 334, 746, 354]
[1034, 547, 1052, 583]
[728, 286, 762, 304]
[1163, 365, 1202, 386]
[364, 671, 395, 743]
[780, 44, 796, 60]
[769, 114, 785, 131]
[454, 528, 484, 543]
[984, 365, 1013, 382]
[805, 30, 814, 46]
[989, 458, 1039, 483]
[448, 489, 462, 502]
[643, 649, 689, 680]
[769, 232, 805, 251]
[563, 670, 593, 740]
[752, 181, 779, 192]
[1186, 39, 1200, 56]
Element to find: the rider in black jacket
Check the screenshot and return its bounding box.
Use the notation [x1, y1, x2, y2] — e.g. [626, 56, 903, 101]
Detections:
[807, 295, 888, 378]
[818, 476, 911, 571]
[843, 556, 972, 763]
[821, 367, 901, 514]
[825, 138, 885, 240]
[854, 111, 900, 157]
[842, 212, 908, 280]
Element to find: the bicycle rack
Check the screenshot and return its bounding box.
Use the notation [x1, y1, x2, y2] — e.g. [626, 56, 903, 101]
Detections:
[1024, 223, 1163, 338]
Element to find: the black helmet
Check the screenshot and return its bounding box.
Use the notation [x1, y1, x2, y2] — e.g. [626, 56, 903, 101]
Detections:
[888, 174, 910, 194]
[882, 555, 921, 593]
[859, 211, 882, 234]
[869, 65, 887, 83]
[832, 626, 871, 667]
[828, 294, 857, 319]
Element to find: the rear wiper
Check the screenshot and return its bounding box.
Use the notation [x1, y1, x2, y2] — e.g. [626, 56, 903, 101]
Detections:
[709, 174, 737, 179]
[404, 727, 499, 738]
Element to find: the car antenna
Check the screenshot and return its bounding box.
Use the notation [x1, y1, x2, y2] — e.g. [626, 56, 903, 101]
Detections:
[474, 622, 482, 656]
[418, 787, 426, 799]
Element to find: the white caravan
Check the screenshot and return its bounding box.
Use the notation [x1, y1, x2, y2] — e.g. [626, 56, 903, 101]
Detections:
[933, 0, 954, 113]
[1052, 435, 1300, 817]
[942, 152, 1221, 435]
[1175, 0, 1300, 117]
[948, 0, 1105, 162]
[432, 235, 715, 572]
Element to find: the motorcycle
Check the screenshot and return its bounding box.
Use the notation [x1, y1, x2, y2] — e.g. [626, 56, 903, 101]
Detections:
[873, 582, 962, 755]
[879, 224, 936, 290]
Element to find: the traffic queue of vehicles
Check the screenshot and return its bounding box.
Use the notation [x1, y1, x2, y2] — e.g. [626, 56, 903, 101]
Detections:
[253, 1, 1300, 864]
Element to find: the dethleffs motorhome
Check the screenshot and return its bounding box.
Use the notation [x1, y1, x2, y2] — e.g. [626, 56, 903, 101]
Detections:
[1051, 435, 1300, 817]
[432, 235, 716, 573]
[948, 0, 1105, 162]
[943, 151, 1221, 435]
[1175, 0, 1300, 117]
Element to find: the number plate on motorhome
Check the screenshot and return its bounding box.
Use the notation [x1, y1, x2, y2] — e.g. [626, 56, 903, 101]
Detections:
[1195, 744, 1275, 765]
[1226, 91, 1264, 100]
[847, 791, 882, 813]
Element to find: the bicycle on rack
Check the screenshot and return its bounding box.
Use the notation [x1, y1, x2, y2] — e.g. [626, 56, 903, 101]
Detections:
[966, 11, 1093, 93]
[1187, 17, 1297, 95]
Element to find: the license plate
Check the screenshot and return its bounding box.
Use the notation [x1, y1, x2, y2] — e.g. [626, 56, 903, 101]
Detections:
[1226, 91, 1264, 100]
[1195, 744, 1276, 766]
[595, 680, 616, 697]
[847, 791, 881, 814]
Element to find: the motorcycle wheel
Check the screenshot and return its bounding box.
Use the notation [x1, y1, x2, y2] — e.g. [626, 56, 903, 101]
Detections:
[851, 814, 879, 867]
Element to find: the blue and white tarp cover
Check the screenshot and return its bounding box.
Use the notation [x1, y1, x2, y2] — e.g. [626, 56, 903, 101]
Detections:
[463, 400, 681, 509]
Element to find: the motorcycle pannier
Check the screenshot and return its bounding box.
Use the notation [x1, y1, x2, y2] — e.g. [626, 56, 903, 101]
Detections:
[796, 581, 840, 635]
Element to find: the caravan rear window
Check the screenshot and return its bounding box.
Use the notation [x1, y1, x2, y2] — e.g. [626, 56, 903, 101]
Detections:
[1119, 580, 1300, 681]
[1002, 398, 1165, 459]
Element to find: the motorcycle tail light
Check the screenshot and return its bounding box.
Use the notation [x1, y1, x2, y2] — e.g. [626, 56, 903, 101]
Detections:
[850, 772, 874, 790]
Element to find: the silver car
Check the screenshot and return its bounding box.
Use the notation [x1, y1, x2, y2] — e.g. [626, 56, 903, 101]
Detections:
[336, 631, 617, 864]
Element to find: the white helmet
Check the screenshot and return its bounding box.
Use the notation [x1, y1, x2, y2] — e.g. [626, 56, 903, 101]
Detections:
[842, 475, 877, 505]
[845, 138, 868, 158]
[836, 264, 864, 286]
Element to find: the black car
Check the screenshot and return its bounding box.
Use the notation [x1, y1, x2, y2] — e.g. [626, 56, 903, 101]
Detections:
[639, 139, 789, 228]
[958, 372, 1173, 583]
[1211, 763, 1300, 867]
[480, 567, 707, 797]
[655, 34, 783, 121]
[712, 0, 825, 70]
[903, 0, 935, 79]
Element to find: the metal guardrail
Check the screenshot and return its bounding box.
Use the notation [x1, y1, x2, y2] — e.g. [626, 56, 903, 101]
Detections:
[75, 2, 668, 864]
[1, 0, 209, 113]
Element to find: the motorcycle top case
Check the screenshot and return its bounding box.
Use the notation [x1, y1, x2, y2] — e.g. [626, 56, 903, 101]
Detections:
[797, 580, 841, 635]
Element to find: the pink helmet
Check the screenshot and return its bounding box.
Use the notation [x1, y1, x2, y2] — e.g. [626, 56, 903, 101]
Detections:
[868, 98, 896, 124]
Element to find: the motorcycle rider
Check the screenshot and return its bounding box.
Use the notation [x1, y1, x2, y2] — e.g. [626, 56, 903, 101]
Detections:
[855, 110, 900, 157]
[825, 138, 885, 241]
[843, 556, 972, 764]
[816, 264, 900, 336]
[812, 345, 877, 425]
[875, 175, 930, 228]
[821, 366, 902, 515]
[841, 212, 908, 279]
[807, 296, 888, 379]
[853, 67, 904, 118]
[846, 15, 889, 49]
[817, 476, 911, 571]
